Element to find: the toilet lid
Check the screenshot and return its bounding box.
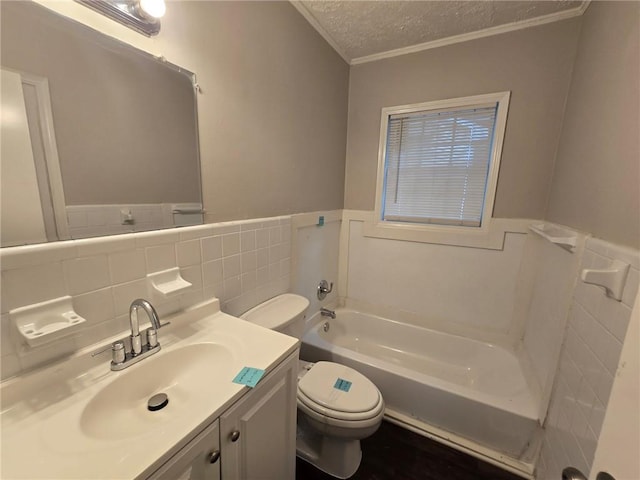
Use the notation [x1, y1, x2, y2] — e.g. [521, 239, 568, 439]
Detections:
[297, 362, 380, 414]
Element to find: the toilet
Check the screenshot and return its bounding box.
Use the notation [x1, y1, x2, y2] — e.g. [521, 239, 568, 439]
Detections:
[241, 293, 384, 479]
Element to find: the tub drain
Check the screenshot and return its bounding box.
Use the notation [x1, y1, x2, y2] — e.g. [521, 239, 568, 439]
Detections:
[147, 393, 169, 411]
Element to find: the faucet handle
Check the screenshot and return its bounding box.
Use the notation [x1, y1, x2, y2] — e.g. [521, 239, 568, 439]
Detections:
[146, 328, 158, 348]
[146, 321, 170, 348]
[91, 341, 125, 364]
[112, 341, 125, 364]
[92, 341, 123, 358]
[317, 280, 334, 300]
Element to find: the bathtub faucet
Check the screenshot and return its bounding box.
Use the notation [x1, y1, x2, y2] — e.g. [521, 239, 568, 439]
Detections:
[320, 307, 336, 319]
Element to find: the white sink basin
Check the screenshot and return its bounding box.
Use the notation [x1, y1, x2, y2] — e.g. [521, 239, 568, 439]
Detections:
[80, 342, 234, 440]
[1, 299, 299, 480]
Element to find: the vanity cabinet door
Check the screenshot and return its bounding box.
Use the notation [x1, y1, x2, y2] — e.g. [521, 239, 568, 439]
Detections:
[147, 419, 221, 480]
[220, 351, 298, 480]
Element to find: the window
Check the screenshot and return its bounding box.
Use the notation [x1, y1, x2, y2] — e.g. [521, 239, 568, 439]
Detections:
[375, 92, 510, 230]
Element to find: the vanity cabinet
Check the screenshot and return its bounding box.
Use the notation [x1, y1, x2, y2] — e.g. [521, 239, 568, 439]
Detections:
[148, 350, 298, 480]
[148, 420, 221, 480]
[220, 350, 298, 480]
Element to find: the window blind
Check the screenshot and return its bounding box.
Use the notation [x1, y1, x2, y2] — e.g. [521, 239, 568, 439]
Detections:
[382, 104, 498, 227]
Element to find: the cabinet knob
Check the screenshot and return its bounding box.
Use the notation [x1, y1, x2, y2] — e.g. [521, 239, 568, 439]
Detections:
[207, 450, 220, 464]
[229, 430, 240, 442]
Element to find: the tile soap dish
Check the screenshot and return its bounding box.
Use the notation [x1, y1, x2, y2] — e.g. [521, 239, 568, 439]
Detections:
[10, 296, 86, 347]
[147, 267, 192, 299]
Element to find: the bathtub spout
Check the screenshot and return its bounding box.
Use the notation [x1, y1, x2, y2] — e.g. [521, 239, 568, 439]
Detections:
[320, 308, 336, 319]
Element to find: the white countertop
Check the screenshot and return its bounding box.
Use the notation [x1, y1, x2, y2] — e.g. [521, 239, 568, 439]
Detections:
[0, 299, 299, 479]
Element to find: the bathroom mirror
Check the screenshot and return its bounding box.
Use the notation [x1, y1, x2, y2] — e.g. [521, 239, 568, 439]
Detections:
[0, 1, 202, 247]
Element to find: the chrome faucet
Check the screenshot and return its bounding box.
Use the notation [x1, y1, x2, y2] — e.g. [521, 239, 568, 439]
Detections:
[320, 307, 336, 319]
[129, 298, 161, 355]
[92, 298, 167, 371]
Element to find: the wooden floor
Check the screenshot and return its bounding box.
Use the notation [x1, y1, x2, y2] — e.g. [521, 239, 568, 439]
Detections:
[295, 421, 523, 480]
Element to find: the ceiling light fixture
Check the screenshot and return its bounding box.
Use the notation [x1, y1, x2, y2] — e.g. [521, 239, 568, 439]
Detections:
[137, 0, 166, 20]
[75, 0, 165, 37]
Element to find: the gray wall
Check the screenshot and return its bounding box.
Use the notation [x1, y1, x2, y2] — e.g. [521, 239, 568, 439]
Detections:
[1, 1, 350, 221]
[1, 1, 200, 205]
[546, 1, 640, 248]
[344, 18, 582, 219]
[170, 1, 350, 222]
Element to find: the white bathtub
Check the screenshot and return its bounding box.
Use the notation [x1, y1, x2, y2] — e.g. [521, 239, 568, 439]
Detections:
[300, 308, 540, 461]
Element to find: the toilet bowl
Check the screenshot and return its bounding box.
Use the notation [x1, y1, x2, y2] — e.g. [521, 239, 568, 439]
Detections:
[241, 294, 384, 479]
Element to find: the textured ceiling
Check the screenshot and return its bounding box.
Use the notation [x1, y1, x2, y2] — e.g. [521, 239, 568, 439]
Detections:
[297, 1, 585, 61]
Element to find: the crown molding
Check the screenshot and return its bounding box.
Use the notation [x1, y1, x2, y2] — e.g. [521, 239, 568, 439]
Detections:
[289, 1, 350, 64]
[350, 1, 590, 65]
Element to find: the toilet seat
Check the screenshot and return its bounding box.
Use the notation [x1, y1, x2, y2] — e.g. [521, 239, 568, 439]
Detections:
[297, 361, 383, 423]
[298, 389, 383, 423]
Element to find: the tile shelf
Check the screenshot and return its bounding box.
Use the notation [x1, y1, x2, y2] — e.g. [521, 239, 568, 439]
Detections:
[529, 223, 578, 253]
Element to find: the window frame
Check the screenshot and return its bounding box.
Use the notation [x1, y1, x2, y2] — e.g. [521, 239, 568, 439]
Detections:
[373, 91, 511, 236]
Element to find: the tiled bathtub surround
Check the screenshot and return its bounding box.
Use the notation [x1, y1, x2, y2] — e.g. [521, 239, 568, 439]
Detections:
[0, 216, 292, 381]
[342, 215, 529, 342]
[537, 238, 639, 479]
[292, 212, 341, 315]
[520, 228, 586, 421]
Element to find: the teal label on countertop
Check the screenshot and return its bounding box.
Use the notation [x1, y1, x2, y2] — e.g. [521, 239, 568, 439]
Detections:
[334, 378, 352, 392]
[233, 367, 265, 388]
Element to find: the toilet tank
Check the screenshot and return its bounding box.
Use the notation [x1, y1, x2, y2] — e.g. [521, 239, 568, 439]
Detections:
[240, 293, 310, 339]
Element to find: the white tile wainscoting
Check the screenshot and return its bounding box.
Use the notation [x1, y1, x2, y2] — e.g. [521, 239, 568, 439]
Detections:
[66, 203, 204, 239]
[537, 238, 639, 479]
[1, 211, 638, 480]
[0, 215, 293, 380]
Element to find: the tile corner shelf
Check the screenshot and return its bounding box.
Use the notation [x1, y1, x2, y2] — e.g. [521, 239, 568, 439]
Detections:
[529, 223, 578, 252]
[147, 267, 192, 299]
[10, 296, 87, 347]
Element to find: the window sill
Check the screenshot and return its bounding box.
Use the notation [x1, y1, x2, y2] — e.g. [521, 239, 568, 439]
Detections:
[344, 210, 532, 250]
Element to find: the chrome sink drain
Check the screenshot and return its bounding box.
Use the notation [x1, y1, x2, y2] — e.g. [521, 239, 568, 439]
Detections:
[147, 393, 169, 411]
